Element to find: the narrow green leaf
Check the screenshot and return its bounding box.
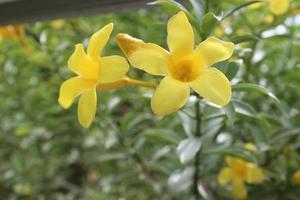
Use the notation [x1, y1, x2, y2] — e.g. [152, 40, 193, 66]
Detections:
[168, 167, 194, 192]
[223, 102, 236, 126]
[270, 128, 300, 144]
[232, 100, 257, 118]
[142, 129, 180, 144]
[189, 0, 204, 20]
[221, 1, 264, 21]
[200, 12, 220, 38]
[148, 0, 189, 13]
[215, 61, 240, 80]
[177, 137, 201, 164]
[233, 83, 280, 103]
[204, 145, 257, 163]
[231, 35, 259, 44]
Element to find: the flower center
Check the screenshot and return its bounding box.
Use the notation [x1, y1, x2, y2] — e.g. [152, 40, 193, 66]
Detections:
[169, 55, 203, 83]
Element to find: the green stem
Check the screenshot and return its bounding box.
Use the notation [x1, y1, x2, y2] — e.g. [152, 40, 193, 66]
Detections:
[193, 97, 202, 197]
[221, 0, 264, 21]
[204, 0, 210, 14]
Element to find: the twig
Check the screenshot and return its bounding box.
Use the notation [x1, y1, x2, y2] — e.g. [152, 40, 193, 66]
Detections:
[193, 97, 202, 197]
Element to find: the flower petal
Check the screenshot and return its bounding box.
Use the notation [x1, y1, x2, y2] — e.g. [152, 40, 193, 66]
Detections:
[78, 88, 97, 128]
[232, 178, 247, 199]
[129, 43, 169, 76]
[68, 44, 98, 79]
[190, 67, 231, 106]
[246, 164, 264, 184]
[151, 76, 189, 116]
[116, 33, 145, 57]
[87, 23, 113, 61]
[99, 55, 129, 83]
[218, 167, 233, 185]
[167, 11, 194, 57]
[292, 170, 300, 185]
[58, 77, 95, 109]
[194, 37, 234, 67]
[269, 0, 289, 15]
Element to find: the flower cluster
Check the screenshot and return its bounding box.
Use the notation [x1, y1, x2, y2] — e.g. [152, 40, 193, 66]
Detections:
[218, 156, 265, 199]
[58, 12, 234, 127]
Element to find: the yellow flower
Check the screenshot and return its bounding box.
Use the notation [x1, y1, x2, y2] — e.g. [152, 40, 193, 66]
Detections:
[117, 12, 234, 116]
[248, 0, 289, 16]
[218, 157, 264, 199]
[292, 170, 300, 185]
[58, 23, 129, 128]
[0, 25, 24, 41]
[248, 2, 263, 9]
[51, 19, 65, 29]
[244, 143, 256, 152]
[269, 0, 289, 15]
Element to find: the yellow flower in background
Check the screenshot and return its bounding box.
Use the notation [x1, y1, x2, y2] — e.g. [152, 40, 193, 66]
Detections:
[292, 170, 300, 185]
[248, 0, 289, 15]
[51, 19, 65, 29]
[0, 25, 25, 41]
[58, 23, 129, 128]
[269, 0, 289, 15]
[249, 2, 263, 9]
[218, 157, 264, 199]
[117, 12, 234, 116]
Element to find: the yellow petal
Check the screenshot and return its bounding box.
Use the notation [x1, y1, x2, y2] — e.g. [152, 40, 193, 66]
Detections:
[218, 167, 233, 185]
[190, 67, 231, 106]
[87, 23, 113, 61]
[151, 76, 189, 116]
[78, 88, 97, 128]
[246, 163, 264, 184]
[226, 157, 247, 180]
[269, 0, 289, 15]
[129, 43, 169, 76]
[194, 37, 234, 67]
[232, 178, 247, 199]
[292, 170, 300, 185]
[99, 55, 129, 83]
[58, 77, 95, 109]
[0, 26, 17, 40]
[68, 44, 98, 79]
[248, 2, 263, 9]
[167, 11, 194, 57]
[244, 143, 256, 152]
[116, 33, 145, 57]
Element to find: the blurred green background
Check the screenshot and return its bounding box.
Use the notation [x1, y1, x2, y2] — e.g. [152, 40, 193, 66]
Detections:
[0, 0, 300, 199]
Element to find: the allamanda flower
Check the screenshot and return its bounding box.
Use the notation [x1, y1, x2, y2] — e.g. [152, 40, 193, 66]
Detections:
[58, 23, 129, 128]
[269, 0, 289, 15]
[218, 156, 265, 199]
[0, 25, 25, 43]
[117, 11, 234, 116]
[292, 170, 300, 185]
[249, 0, 289, 15]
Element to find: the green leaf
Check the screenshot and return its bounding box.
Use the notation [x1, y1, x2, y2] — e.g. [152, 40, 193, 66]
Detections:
[189, 0, 204, 20]
[233, 83, 280, 103]
[142, 129, 180, 144]
[223, 102, 236, 126]
[222, 1, 264, 21]
[232, 100, 257, 118]
[270, 128, 300, 144]
[177, 137, 201, 164]
[231, 35, 259, 44]
[178, 111, 196, 137]
[148, 0, 189, 13]
[215, 61, 240, 80]
[204, 145, 257, 163]
[168, 167, 194, 192]
[200, 12, 220, 38]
